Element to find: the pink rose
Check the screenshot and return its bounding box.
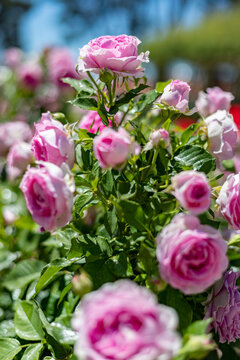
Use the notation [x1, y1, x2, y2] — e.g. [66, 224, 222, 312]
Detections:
[47, 47, 78, 87]
[77, 35, 149, 77]
[4, 47, 23, 69]
[204, 270, 240, 344]
[20, 162, 73, 232]
[171, 170, 211, 215]
[18, 61, 43, 89]
[32, 112, 75, 169]
[160, 80, 190, 113]
[205, 110, 238, 167]
[6, 142, 33, 181]
[216, 173, 240, 229]
[0, 121, 32, 156]
[145, 128, 172, 153]
[72, 280, 181, 360]
[196, 87, 234, 118]
[156, 213, 228, 294]
[93, 127, 140, 169]
[79, 110, 121, 134]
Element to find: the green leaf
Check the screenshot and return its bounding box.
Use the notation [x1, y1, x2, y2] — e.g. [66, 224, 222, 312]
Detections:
[69, 96, 98, 110]
[118, 199, 146, 231]
[109, 83, 149, 114]
[0, 321, 15, 338]
[222, 159, 235, 172]
[180, 123, 200, 146]
[228, 235, 240, 247]
[48, 322, 77, 345]
[0, 250, 20, 271]
[174, 145, 216, 174]
[73, 192, 93, 217]
[0, 338, 21, 360]
[134, 89, 160, 113]
[34, 257, 85, 296]
[97, 103, 109, 126]
[21, 343, 43, 360]
[155, 80, 171, 93]
[3, 260, 45, 291]
[57, 282, 72, 307]
[61, 78, 95, 94]
[185, 319, 212, 336]
[14, 300, 44, 340]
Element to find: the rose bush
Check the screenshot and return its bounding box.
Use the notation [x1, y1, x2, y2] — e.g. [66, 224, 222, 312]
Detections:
[0, 35, 240, 360]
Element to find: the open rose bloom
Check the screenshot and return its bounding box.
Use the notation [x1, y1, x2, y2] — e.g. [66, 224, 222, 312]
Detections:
[77, 35, 149, 77]
[6, 142, 33, 181]
[72, 280, 181, 360]
[160, 80, 190, 113]
[204, 270, 240, 344]
[20, 162, 73, 232]
[196, 87, 234, 118]
[156, 213, 228, 294]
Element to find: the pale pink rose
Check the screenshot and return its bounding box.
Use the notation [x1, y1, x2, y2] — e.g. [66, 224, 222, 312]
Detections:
[3, 209, 18, 224]
[32, 112, 74, 169]
[145, 128, 172, 153]
[6, 142, 33, 181]
[196, 87, 234, 118]
[171, 170, 211, 214]
[20, 162, 73, 232]
[0, 121, 32, 156]
[216, 173, 240, 229]
[79, 110, 121, 134]
[205, 110, 238, 167]
[156, 213, 228, 295]
[72, 280, 181, 360]
[4, 47, 23, 69]
[47, 47, 78, 87]
[93, 127, 140, 169]
[204, 270, 240, 344]
[160, 80, 190, 113]
[77, 35, 149, 77]
[18, 61, 43, 89]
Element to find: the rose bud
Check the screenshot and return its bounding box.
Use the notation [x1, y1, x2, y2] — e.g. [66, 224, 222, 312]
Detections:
[160, 80, 191, 113]
[18, 61, 43, 89]
[145, 128, 172, 153]
[32, 112, 75, 169]
[6, 142, 33, 181]
[171, 170, 211, 214]
[93, 127, 140, 169]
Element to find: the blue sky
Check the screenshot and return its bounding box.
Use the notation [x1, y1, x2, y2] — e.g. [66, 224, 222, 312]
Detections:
[19, 0, 230, 57]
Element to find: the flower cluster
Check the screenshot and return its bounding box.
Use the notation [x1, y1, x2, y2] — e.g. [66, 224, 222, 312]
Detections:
[1, 34, 240, 360]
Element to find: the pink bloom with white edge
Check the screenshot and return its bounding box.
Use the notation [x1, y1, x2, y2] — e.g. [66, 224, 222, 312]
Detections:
[4, 47, 23, 68]
[93, 127, 140, 169]
[77, 35, 149, 77]
[79, 110, 121, 134]
[32, 112, 74, 169]
[7, 142, 33, 181]
[72, 280, 181, 360]
[146, 128, 172, 153]
[156, 213, 228, 295]
[20, 162, 73, 232]
[160, 80, 190, 113]
[0, 121, 32, 156]
[204, 270, 240, 344]
[205, 110, 238, 167]
[171, 170, 211, 215]
[196, 87, 234, 118]
[47, 47, 78, 87]
[217, 173, 240, 230]
[18, 61, 43, 89]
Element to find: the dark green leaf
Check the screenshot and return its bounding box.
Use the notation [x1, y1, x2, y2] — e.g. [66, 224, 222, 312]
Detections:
[180, 123, 200, 145]
[118, 199, 146, 231]
[69, 96, 97, 110]
[174, 145, 216, 174]
[61, 78, 95, 94]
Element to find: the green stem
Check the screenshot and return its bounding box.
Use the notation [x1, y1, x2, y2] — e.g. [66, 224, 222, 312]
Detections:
[87, 71, 108, 103]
